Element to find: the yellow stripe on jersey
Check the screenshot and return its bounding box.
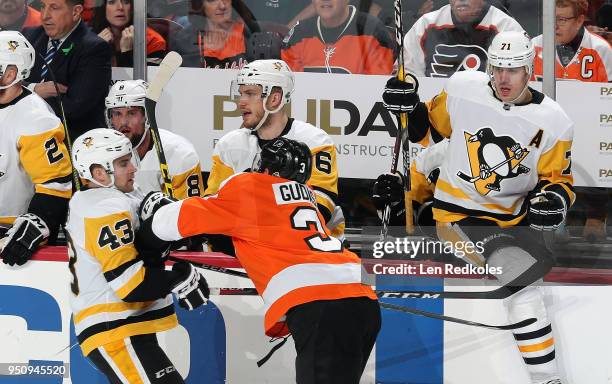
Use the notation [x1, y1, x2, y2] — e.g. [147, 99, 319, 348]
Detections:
[433, 207, 527, 227]
[35, 185, 72, 199]
[0, 217, 16, 226]
[102, 340, 145, 384]
[424, 91, 452, 142]
[172, 164, 205, 199]
[17, 126, 72, 185]
[80, 314, 178, 356]
[309, 144, 338, 197]
[84, 213, 139, 273]
[115, 266, 146, 299]
[436, 222, 485, 267]
[537, 139, 575, 205]
[74, 301, 155, 325]
[407, 162, 435, 204]
[436, 178, 471, 200]
[205, 155, 235, 196]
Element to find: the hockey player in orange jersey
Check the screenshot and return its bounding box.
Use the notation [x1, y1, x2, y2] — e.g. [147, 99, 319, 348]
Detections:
[139, 137, 380, 384]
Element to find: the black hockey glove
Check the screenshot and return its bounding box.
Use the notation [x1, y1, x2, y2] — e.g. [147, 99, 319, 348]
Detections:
[171, 261, 210, 310]
[139, 191, 176, 221]
[372, 172, 405, 211]
[1, 213, 49, 266]
[528, 191, 567, 232]
[382, 76, 420, 114]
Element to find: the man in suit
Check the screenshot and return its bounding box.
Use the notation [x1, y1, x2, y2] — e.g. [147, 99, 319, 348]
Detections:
[23, 0, 111, 139]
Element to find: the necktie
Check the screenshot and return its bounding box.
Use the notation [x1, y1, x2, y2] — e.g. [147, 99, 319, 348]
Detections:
[40, 40, 59, 80]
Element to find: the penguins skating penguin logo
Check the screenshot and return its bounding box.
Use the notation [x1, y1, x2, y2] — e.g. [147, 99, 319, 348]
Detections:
[458, 127, 530, 195]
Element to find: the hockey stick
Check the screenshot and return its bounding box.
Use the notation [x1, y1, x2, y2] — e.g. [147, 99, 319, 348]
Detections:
[381, 0, 417, 240]
[379, 302, 536, 331]
[168, 255, 249, 278]
[207, 287, 533, 330]
[456, 148, 529, 183]
[145, 51, 183, 199]
[36, 51, 81, 191]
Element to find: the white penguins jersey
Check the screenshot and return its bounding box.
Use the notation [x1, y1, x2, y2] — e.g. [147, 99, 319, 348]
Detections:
[425, 71, 575, 227]
[65, 187, 177, 356]
[205, 119, 344, 237]
[136, 129, 204, 199]
[0, 88, 72, 227]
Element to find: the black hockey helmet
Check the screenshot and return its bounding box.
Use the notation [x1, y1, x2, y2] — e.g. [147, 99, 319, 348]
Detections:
[254, 138, 312, 184]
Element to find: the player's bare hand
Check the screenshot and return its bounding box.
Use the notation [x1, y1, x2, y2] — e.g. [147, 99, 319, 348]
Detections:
[98, 27, 113, 43]
[120, 25, 134, 53]
[34, 82, 67, 98]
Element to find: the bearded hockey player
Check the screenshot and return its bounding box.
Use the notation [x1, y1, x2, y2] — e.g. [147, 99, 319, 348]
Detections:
[0, 31, 72, 266]
[205, 59, 345, 252]
[105, 80, 204, 199]
[66, 129, 209, 383]
[375, 31, 574, 384]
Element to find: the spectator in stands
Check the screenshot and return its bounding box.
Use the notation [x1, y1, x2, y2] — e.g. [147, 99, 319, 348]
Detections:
[0, 0, 41, 30]
[587, 2, 612, 45]
[532, 0, 612, 81]
[241, 0, 311, 30]
[91, 0, 167, 66]
[281, 0, 393, 74]
[402, 0, 523, 77]
[24, 0, 112, 139]
[169, 0, 250, 69]
[532, 0, 612, 242]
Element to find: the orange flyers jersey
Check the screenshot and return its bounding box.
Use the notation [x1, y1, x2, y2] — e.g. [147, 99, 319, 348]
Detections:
[152, 172, 376, 336]
[281, 6, 393, 74]
[423, 71, 575, 227]
[146, 27, 166, 56]
[0, 88, 72, 228]
[532, 30, 612, 82]
[23, 6, 41, 29]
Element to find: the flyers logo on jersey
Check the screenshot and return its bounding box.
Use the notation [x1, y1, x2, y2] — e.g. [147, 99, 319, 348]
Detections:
[458, 127, 530, 195]
[430, 44, 488, 78]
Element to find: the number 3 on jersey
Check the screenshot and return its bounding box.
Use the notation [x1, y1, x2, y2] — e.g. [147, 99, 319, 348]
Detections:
[290, 206, 342, 252]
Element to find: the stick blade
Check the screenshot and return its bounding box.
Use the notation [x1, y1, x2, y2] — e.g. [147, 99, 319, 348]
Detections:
[146, 51, 182, 102]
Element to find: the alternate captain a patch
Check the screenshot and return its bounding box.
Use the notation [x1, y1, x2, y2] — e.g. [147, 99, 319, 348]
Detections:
[458, 127, 530, 195]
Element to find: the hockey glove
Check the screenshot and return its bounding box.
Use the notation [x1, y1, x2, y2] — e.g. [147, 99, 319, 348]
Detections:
[382, 76, 420, 114]
[372, 172, 405, 211]
[139, 191, 176, 221]
[1, 213, 50, 266]
[171, 261, 210, 310]
[528, 191, 567, 232]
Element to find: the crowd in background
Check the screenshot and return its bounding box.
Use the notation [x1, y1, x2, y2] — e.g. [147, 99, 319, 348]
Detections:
[2, 0, 610, 239]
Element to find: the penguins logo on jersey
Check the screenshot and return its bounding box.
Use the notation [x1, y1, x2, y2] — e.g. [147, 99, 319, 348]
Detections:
[458, 127, 530, 195]
[430, 44, 488, 78]
[83, 137, 94, 148]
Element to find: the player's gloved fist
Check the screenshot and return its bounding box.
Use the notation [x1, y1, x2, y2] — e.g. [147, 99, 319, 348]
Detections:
[528, 191, 567, 231]
[139, 191, 176, 221]
[0, 213, 49, 266]
[171, 261, 210, 310]
[372, 172, 405, 211]
[382, 76, 420, 114]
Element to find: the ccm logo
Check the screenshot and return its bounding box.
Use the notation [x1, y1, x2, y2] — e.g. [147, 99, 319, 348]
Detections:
[155, 366, 176, 379]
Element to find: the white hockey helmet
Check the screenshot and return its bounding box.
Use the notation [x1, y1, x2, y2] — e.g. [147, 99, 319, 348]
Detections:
[231, 59, 294, 104]
[72, 128, 139, 188]
[0, 31, 35, 90]
[487, 31, 535, 77]
[105, 80, 149, 129]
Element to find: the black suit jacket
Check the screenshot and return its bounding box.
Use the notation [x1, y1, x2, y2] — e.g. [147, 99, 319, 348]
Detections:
[24, 21, 112, 139]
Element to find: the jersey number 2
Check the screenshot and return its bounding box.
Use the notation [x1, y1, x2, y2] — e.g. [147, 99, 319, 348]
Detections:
[290, 207, 342, 252]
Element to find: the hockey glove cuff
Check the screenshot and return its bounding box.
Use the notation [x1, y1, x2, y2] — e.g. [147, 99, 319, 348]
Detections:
[1, 213, 50, 266]
[171, 261, 210, 310]
[528, 191, 567, 232]
[139, 191, 176, 221]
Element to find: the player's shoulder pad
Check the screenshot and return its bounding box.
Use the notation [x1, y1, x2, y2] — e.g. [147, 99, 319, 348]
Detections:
[286, 119, 334, 150]
[216, 171, 249, 193]
[213, 127, 257, 167]
[70, 188, 137, 220]
[159, 129, 201, 175]
[539, 96, 574, 140]
[15, 91, 63, 136]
